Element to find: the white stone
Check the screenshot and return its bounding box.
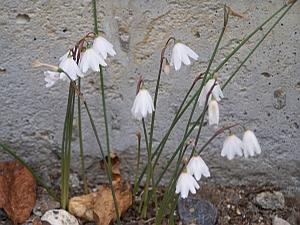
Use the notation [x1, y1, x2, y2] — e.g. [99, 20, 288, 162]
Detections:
[273, 216, 290, 225]
[41, 209, 79, 225]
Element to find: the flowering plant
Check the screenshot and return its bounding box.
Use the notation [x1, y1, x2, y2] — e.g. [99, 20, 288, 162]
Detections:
[0, 0, 297, 224]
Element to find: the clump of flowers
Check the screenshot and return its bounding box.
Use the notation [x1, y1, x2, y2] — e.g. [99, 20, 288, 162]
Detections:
[10, 1, 293, 225]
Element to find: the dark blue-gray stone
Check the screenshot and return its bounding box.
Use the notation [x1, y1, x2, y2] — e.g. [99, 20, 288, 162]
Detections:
[178, 197, 218, 225]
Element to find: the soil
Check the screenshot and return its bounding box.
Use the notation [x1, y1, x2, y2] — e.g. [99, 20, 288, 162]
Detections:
[119, 184, 300, 225]
[0, 184, 299, 225]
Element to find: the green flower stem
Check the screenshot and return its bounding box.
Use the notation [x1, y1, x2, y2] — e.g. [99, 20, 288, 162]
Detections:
[211, 3, 288, 76]
[155, 145, 191, 225]
[61, 83, 75, 209]
[92, 0, 121, 224]
[137, 78, 200, 187]
[222, 2, 295, 90]
[140, 37, 175, 215]
[155, 78, 217, 186]
[153, 7, 228, 189]
[141, 118, 152, 217]
[188, 9, 228, 154]
[83, 100, 121, 223]
[133, 132, 141, 195]
[77, 78, 88, 194]
[0, 142, 58, 200]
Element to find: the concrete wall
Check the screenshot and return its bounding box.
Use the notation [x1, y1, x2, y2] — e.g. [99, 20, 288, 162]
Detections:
[0, 0, 299, 194]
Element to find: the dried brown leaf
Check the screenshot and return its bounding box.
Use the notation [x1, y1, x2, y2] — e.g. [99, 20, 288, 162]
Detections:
[0, 161, 36, 224]
[100, 152, 121, 182]
[70, 153, 132, 225]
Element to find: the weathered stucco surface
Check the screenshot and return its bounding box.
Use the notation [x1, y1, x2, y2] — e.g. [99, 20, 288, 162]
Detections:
[0, 1, 299, 194]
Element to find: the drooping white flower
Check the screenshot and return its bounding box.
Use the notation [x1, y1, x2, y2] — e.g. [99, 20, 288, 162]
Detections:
[176, 172, 200, 199]
[187, 156, 210, 181]
[79, 48, 107, 73]
[59, 57, 84, 81]
[206, 79, 224, 101]
[208, 100, 219, 126]
[221, 134, 243, 160]
[93, 36, 116, 60]
[170, 42, 199, 71]
[242, 130, 261, 158]
[131, 89, 154, 120]
[199, 79, 224, 107]
[44, 71, 60, 88]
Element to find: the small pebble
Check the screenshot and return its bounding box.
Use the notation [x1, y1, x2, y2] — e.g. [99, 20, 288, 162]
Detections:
[273, 216, 290, 225]
[41, 209, 79, 225]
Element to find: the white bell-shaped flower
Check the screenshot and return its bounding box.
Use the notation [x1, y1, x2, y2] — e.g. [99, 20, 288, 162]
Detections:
[221, 134, 243, 160]
[59, 57, 84, 81]
[79, 48, 107, 73]
[93, 36, 116, 60]
[208, 100, 219, 126]
[131, 89, 154, 120]
[176, 172, 200, 199]
[44, 71, 60, 88]
[170, 43, 199, 71]
[242, 130, 261, 158]
[187, 156, 210, 181]
[199, 78, 224, 107]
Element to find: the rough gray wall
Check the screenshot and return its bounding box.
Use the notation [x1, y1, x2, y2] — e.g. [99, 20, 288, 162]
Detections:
[0, 0, 299, 194]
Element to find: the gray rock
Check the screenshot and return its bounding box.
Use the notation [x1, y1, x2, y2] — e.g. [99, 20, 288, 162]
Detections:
[178, 197, 218, 225]
[255, 191, 285, 210]
[272, 216, 290, 225]
[41, 209, 79, 225]
[69, 173, 80, 189]
[33, 190, 60, 217]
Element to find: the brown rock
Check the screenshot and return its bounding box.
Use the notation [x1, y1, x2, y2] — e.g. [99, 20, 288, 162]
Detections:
[0, 161, 36, 224]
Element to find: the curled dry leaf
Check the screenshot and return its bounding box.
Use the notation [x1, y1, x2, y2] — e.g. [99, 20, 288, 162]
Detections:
[69, 153, 132, 225]
[100, 152, 121, 182]
[0, 161, 36, 224]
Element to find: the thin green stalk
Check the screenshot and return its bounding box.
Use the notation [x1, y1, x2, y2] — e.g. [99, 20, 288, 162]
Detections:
[0, 142, 58, 200]
[99, 66, 114, 187]
[78, 78, 88, 194]
[222, 2, 295, 90]
[133, 132, 141, 195]
[61, 83, 75, 209]
[141, 118, 151, 217]
[99, 67, 112, 158]
[189, 6, 228, 152]
[92, 0, 98, 34]
[155, 79, 216, 186]
[137, 77, 201, 187]
[83, 101, 121, 223]
[153, 7, 228, 188]
[211, 3, 287, 75]
[91, 1, 121, 223]
[155, 146, 191, 225]
[142, 38, 175, 215]
[150, 76, 201, 172]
